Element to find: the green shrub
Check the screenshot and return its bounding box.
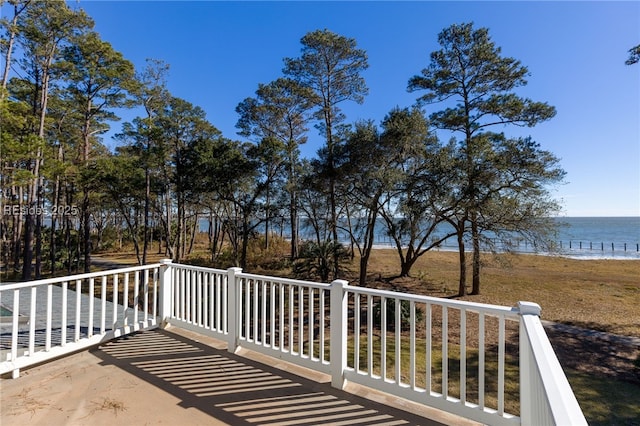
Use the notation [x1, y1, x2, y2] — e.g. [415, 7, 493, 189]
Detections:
[373, 298, 424, 330]
[293, 240, 349, 282]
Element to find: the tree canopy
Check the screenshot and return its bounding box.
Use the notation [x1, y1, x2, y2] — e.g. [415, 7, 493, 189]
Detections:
[408, 22, 561, 295]
[626, 44, 640, 65]
[1, 10, 565, 297]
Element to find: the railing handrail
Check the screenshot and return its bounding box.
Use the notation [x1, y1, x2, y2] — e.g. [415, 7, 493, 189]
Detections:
[168, 262, 226, 275]
[1, 263, 162, 378]
[237, 271, 331, 289]
[520, 312, 588, 425]
[344, 283, 521, 318]
[0, 263, 162, 291]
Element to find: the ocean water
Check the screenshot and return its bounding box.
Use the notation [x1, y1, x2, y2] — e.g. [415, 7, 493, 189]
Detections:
[550, 216, 640, 259]
[554, 217, 640, 245]
[200, 216, 640, 260]
[342, 216, 640, 259]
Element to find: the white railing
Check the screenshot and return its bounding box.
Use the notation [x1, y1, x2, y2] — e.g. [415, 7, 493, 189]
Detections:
[160, 261, 586, 426]
[338, 284, 522, 425]
[518, 304, 588, 426]
[234, 270, 332, 373]
[160, 262, 333, 374]
[158, 261, 230, 337]
[1, 260, 587, 425]
[0, 263, 161, 378]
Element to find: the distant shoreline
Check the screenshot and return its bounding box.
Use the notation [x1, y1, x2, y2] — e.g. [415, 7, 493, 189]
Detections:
[365, 244, 640, 260]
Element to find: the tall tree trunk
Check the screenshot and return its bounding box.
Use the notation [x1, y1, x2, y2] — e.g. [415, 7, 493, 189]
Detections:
[81, 108, 92, 273]
[32, 37, 55, 278]
[49, 162, 61, 275]
[64, 207, 72, 275]
[164, 191, 173, 259]
[288, 157, 299, 259]
[1, 1, 31, 91]
[240, 216, 249, 269]
[457, 227, 467, 297]
[82, 191, 91, 273]
[21, 210, 33, 280]
[329, 178, 339, 279]
[1, 12, 17, 90]
[358, 210, 376, 286]
[176, 198, 183, 261]
[0, 202, 9, 277]
[264, 189, 270, 250]
[209, 212, 224, 262]
[75, 215, 81, 273]
[187, 213, 197, 256]
[34, 176, 44, 278]
[471, 215, 481, 295]
[325, 111, 340, 280]
[143, 167, 150, 264]
[22, 151, 41, 280]
[208, 212, 215, 261]
[12, 186, 24, 273]
[289, 196, 298, 259]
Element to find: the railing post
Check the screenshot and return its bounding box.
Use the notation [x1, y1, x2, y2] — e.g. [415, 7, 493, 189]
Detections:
[518, 301, 542, 426]
[227, 267, 243, 353]
[330, 279, 349, 389]
[158, 259, 173, 328]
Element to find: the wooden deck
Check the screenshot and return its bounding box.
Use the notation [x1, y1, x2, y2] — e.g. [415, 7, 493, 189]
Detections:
[1, 327, 479, 426]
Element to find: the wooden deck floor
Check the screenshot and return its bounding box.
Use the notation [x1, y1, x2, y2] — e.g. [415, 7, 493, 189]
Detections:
[0, 327, 479, 426]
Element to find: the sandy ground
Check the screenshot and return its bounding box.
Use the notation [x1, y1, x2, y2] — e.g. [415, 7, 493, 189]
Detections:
[0, 335, 224, 425]
[0, 327, 479, 426]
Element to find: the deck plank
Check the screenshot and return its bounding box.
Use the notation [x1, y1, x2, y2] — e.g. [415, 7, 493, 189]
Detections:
[1, 327, 480, 426]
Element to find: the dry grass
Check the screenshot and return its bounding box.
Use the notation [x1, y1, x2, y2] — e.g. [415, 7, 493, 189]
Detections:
[90, 398, 127, 416]
[359, 249, 640, 338]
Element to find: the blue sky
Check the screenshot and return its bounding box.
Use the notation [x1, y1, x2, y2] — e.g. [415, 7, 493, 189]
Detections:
[29, 1, 640, 216]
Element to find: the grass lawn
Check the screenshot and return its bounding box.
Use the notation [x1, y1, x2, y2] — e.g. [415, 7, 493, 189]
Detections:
[567, 370, 640, 426]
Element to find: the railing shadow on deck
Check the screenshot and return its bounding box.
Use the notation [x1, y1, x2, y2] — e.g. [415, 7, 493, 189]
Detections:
[94, 327, 456, 426]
